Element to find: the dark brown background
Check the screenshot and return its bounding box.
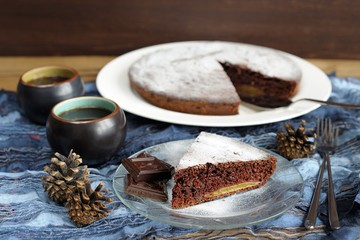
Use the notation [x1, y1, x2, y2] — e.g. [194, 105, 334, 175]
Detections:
[1, 0, 359, 59]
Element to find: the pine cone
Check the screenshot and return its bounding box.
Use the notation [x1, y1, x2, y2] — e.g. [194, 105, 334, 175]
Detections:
[42, 150, 112, 227]
[42, 150, 89, 205]
[66, 178, 112, 227]
[276, 120, 317, 160]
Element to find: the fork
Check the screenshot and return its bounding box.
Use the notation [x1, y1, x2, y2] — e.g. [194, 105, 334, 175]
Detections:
[304, 118, 340, 230]
[250, 97, 360, 109]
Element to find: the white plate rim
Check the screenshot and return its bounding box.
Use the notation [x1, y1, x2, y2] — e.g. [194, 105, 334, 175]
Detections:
[96, 41, 332, 127]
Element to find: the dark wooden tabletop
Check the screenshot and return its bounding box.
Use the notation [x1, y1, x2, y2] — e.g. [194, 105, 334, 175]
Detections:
[1, 0, 359, 59]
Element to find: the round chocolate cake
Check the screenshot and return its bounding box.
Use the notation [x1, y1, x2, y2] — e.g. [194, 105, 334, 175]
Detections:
[129, 41, 302, 115]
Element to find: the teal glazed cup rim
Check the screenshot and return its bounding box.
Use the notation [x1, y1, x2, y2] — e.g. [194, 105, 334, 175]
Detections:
[46, 96, 127, 165]
[51, 96, 120, 123]
[20, 65, 79, 87]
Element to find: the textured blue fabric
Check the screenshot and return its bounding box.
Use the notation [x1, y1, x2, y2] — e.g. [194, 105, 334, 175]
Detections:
[0, 74, 359, 239]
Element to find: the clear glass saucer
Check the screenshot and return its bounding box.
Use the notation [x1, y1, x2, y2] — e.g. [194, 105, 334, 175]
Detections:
[113, 139, 304, 230]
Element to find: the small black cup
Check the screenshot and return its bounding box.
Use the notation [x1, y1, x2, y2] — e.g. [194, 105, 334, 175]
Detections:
[17, 65, 84, 124]
[46, 96, 127, 165]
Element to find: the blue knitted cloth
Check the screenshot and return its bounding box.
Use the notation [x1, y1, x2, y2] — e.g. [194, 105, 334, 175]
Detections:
[0, 73, 359, 239]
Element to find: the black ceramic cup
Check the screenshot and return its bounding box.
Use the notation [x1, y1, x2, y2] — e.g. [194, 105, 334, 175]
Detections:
[46, 96, 127, 165]
[17, 65, 85, 124]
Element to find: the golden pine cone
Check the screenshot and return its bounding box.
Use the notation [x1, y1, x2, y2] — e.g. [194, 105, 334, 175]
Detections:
[276, 120, 317, 160]
[42, 150, 89, 205]
[66, 178, 112, 227]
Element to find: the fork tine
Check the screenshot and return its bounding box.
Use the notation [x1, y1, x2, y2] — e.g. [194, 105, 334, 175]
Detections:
[334, 127, 339, 147]
[317, 118, 338, 148]
[317, 118, 326, 144]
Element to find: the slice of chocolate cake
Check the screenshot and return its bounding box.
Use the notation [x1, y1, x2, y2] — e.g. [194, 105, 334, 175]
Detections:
[171, 132, 277, 209]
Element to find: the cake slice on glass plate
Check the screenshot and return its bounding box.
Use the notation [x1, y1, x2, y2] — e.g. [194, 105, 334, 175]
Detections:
[171, 132, 277, 209]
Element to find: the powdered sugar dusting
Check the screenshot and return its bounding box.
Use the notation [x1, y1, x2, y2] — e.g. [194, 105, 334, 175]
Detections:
[129, 44, 240, 104]
[176, 132, 272, 170]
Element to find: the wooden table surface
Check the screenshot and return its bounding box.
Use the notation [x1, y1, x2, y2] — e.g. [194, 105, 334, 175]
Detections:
[1, 56, 360, 91]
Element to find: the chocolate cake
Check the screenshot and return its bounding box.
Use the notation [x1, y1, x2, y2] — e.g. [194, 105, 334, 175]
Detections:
[171, 132, 277, 209]
[129, 41, 302, 115]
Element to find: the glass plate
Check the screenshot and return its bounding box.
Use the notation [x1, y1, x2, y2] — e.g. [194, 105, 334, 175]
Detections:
[113, 139, 304, 230]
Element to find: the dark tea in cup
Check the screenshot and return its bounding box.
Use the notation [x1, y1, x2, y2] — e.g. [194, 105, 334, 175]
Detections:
[27, 76, 69, 85]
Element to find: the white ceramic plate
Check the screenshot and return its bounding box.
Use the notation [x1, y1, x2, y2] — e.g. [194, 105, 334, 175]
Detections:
[96, 41, 331, 127]
[112, 139, 304, 230]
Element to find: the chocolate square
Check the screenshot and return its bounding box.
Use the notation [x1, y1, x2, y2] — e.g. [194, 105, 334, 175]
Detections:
[124, 174, 168, 201]
[122, 152, 174, 182]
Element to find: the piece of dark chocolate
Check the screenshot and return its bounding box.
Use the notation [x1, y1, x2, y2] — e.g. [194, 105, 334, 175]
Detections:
[124, 174, 168, 201]
[122, 152, 174, 182]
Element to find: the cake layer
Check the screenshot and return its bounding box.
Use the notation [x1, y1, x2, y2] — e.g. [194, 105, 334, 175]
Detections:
[172, 160, 276, 209]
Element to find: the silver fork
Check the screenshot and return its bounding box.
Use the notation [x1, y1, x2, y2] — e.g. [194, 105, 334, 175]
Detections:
[305, 118, 340, 230]
[247, 97, 360, 109]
